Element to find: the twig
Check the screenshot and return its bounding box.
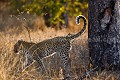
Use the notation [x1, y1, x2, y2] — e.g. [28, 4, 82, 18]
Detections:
[23, 18, 32, 42]
[11, 14, 32, 42]
[26, 26, 32, 42]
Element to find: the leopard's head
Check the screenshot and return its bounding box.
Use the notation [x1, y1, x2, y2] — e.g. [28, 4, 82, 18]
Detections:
[14, 40, 23, 53]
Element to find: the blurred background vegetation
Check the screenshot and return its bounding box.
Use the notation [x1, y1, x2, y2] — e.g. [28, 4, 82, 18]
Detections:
[0, 0, 88, 31]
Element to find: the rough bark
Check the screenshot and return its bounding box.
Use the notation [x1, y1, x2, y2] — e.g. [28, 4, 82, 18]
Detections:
[89, 0, 120, 70]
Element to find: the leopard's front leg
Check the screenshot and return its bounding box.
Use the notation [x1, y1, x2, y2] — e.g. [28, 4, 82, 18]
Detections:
[35, 57, 47, 75]
[22, 52, 33, 71]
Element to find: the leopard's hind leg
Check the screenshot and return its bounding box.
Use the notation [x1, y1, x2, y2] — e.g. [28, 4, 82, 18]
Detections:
[59, 51, 72, 80]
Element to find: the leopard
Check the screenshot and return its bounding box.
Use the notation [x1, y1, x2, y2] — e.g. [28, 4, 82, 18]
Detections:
[14, 15, 87, 80]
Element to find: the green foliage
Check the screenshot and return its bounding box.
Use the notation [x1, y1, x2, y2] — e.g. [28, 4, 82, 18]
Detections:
[10, 0, 88, 26]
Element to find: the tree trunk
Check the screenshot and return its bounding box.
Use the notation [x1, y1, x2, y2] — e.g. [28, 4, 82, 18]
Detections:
[89, 0, 120, 71]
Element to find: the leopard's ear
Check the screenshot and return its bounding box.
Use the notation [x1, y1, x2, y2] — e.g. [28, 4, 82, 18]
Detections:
[18, 39, 23, 42]
[17, 39, 23, 43]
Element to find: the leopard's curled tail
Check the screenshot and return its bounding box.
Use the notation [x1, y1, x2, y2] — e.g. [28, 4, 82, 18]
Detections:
[67, 15, 87, 40]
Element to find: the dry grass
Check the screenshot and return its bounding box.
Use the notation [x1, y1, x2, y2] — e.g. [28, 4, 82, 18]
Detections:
[0, 27, 120, 80]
